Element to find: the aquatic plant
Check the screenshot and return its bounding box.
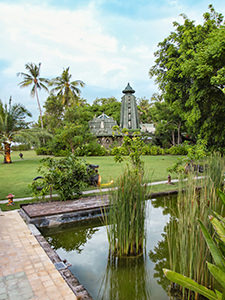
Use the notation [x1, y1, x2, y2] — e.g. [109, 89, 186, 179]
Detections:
[166, 154, 225, 297]
[164, 189, 225, 300]
[106, 167, 147, 257]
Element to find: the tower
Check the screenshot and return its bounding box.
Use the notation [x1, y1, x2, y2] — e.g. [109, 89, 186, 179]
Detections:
[120, 83, 140, 130]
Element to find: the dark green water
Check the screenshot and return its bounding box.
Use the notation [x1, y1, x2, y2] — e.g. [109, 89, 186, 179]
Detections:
[42, 198, 175, 300]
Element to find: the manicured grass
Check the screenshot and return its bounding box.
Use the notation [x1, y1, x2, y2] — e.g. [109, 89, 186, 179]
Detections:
[0, 150, 182, 200]
[85, 155, 180, 183]
[0, 182, 180, 211]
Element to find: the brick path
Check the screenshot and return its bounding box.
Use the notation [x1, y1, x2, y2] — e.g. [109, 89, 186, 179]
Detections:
[0, 210, 77, 300]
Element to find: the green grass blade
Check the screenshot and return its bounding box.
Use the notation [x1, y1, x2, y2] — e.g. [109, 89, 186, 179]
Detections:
[217, 189, 225, 206]
[163, 269, 218, 300]
[207, 262, 225, 289]
[215, 289, 223, 300]
[209, 215, 225, 244]
[213, 211, 225, 225]
[199, 220, 225, 271]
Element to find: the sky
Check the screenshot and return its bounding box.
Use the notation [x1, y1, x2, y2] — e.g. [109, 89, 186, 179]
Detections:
[0, 0, 225, 122]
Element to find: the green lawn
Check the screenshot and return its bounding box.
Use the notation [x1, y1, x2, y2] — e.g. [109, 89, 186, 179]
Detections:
[0, 150, 182, 200]
[0, 182, 180, 211]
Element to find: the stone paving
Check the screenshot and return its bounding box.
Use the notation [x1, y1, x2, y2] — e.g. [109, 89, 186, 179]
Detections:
[0, 210, 77, 300]
[21, 194, 109, 218]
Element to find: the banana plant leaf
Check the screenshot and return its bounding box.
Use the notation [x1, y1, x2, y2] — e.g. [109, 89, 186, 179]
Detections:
[163, 269, 219, 300]
[199, 220, 225, 271]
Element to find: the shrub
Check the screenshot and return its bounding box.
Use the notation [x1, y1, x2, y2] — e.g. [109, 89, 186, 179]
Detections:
[148, 145, 164, 155]
[111, 146, 129, 157]
[85, 141, 108, 156]
[75, 141, 108, 156]
[31, 154, 89, 200]
[141, 145, 151, 155]
[35, 147, 53, 155]
[168, 144, 188, 155]
[11, 144, 31, 151]
[53, 149, 70, 157]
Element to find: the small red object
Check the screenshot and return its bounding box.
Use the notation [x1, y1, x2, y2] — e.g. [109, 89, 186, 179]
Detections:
[6, 194, 15, 205]
[7, 193, 14, 198]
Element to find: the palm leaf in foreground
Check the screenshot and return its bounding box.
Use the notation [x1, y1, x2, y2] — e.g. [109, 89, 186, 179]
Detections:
[163, 269, 220, 300]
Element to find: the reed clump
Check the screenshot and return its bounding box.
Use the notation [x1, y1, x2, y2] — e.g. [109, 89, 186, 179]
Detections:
[167, 153, 225, 297]
[106, 167, 147, 257]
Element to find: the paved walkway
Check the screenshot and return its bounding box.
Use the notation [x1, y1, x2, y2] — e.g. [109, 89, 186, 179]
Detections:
[0, 179, 179, 204]
[0, 210, 77, 300]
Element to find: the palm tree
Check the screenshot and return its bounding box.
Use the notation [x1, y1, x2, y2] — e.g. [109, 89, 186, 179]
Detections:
[17, 62, 49, 129]
[0, 97, 32, 163]
[50, 67, 85, 106]
[0, 98, 51, 163]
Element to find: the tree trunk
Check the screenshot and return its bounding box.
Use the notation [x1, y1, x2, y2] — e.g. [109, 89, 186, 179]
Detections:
[177, 122, 181, 145]
[4, 142, 12, 163]
[172, 130, 175, 146]
[35, 84, 44, 129]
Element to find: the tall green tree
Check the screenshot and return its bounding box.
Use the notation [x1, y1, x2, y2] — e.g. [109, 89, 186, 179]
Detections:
[17, 62, 49, 129]
[137, 97, 151, 123]
[0, 97, 32, 163]
[50, 67, 85, 107]
[150, 100, 184, 147]
[46, 104, 94, 155]
[149, 5, 225, 148]
[91, 97, 121, 124]
[43, 95, 64, 133]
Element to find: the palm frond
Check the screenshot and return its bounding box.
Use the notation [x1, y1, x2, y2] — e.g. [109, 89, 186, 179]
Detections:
[18, 79, 34, 87]
[31, 85, 36, 97]
[50, 68, 85, 106]
[39, 82, 49, 92]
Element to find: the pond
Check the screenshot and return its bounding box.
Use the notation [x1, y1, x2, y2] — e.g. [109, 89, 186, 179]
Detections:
[42, 197, 176, 300]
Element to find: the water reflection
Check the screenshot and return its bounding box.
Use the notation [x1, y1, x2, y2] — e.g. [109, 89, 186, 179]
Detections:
[148, 196, 182, 299]
[98, 255, 151, 300]
[42, 199, 173, 300]
[43, 221, 99, 253]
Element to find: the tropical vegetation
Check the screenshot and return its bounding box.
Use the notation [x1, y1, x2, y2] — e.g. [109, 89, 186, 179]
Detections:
[31, 154, 90, 201]
[163, 154, 225, 299]
[0, 97, 32, 163]
[149, 5, 225, 150]
[105, 129, 148, 257]
[17, 62, 49, 129]
[164, 189, 225, 300]
[49, 67, 85, 107]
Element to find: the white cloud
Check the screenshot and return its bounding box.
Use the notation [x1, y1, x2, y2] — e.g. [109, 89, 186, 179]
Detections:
[0, 1, 159, 119]
[1, 0, 225, 120]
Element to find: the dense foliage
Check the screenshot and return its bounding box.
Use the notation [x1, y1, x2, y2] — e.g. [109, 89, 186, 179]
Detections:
[149, 5, 225, 149]
[4, 6, 225, 163]
[0, 97, 32, 163]
[164, 189, 225, 300]
[31, 154, 90, 200]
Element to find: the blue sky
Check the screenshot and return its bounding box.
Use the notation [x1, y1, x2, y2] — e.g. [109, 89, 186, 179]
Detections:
[0, 0, 225, 121]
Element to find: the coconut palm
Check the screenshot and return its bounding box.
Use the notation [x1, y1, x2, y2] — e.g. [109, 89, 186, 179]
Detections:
[50, 67, 85, 106]
[0, 98, 50, 163]
[17, 62, 49, 129]
[0, 97, 32, 163]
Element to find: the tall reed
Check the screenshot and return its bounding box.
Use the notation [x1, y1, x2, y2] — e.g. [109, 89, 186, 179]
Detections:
[106, 166, 147, 257]
[166, 154, 225, 298]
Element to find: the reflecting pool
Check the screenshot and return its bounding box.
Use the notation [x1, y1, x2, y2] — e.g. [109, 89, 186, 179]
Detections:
[42, 198, 175, 300]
